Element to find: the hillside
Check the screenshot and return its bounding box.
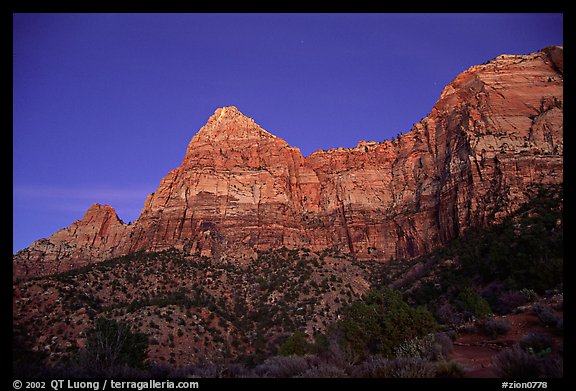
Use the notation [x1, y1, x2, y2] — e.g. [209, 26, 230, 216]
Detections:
[13, 183, 562, 377]
[13, 46, 563, 378]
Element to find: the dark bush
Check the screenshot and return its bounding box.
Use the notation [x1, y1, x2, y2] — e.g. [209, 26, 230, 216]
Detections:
[351, 355, 386, 377]
[147, 362, 173, 378]
[278, 331, 312, 356]
[553, 295, 563, 311]
[520, 289, 539, 303]
[80, 318, 149, 374]
[435, 360, 465, 378]
[338, 300, 381, 360]
[394, 332, 453, 361]
[384, 358, 417, 378]
[312, 332, 330, 355]
[519, 333, 554, 357]
[220, 363, 252, 378]
[455, 287, 492, 319]
[539, 357, 563, 378]
[173, 363, 221, 378]
[338, 288, 437, 361]
[353, 356, 436, 378]
[433, 332, 454, 357]
[492, 345, 541, 378]
[435, 301, 465, 325]
[297, 363, 348, 378]
[394, 334, 436, 360]
[554, 318, 563, 333]
[254, 355, 310, 378]
[174, 361, 252, 378]
[492, 290, 530, 314]
[465, 185, 562, 293]
[532, 304, 561, 328]
[479, 318, 512, 338]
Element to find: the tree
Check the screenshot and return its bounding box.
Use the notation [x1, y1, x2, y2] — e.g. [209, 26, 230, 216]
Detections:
[82, 318, 149, 371]
[278, 331, 312, 356]
[455, 287, 492, 319]
[339, 301, 381, 360]
[337, 288, 437, 360]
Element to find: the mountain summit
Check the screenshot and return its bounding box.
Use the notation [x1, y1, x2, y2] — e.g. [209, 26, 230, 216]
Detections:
[181, 106, 291, 170]
[189, 106, 278, 142]
[14, 47, 563, 279]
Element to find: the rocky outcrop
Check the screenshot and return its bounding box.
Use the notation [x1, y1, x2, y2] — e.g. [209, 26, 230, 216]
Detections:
[13, 46, 563, 279]
[13, 204, 129, 278]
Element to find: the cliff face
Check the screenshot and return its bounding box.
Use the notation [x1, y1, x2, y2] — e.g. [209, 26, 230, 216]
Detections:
[13, 204, 129, 279]
[13, 46, 563, 279]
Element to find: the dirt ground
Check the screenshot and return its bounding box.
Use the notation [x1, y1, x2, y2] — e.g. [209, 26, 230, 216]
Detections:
[449, 297, 563, 378]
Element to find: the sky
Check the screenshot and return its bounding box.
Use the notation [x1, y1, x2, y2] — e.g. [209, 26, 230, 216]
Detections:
[13, 13, 563, 253]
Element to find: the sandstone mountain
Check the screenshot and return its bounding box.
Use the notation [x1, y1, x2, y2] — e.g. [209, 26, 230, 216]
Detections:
[13, 46, 563, 280]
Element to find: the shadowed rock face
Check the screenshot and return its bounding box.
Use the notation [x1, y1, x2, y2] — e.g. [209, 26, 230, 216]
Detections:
[14, 46, 563, 279]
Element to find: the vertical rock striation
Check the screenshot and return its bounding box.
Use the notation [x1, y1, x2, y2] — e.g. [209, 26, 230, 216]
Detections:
[13, 46, 563, 279]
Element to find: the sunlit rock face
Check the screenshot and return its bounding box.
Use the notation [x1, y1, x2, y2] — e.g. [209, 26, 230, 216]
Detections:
[14, 46, 563, 279]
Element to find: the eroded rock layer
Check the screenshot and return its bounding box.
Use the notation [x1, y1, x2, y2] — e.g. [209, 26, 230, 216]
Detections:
[14, 46, 563, 279]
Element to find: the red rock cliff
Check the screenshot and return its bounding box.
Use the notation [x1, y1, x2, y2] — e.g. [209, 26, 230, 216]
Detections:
[13, 46, 563, 279]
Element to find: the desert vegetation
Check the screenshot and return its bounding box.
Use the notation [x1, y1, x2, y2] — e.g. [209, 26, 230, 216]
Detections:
[13, 184, 563, 377]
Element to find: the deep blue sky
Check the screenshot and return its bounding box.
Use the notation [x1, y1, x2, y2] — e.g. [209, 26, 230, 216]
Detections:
[13, 13, 563, 253]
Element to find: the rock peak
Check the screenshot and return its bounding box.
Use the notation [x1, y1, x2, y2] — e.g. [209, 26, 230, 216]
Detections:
[207, 106, 255, 127]
[85, 203, 116, 214]
[189, 106, 279, 145]
[82, 203, 122, 224]
[181, 106, 290, 168]
[213, 105, 242, 120]
[13, 47, 563, 280]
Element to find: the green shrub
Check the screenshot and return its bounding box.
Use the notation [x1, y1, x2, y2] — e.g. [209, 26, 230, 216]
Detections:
[339, 300, 381, 360]
[278, 331, 313, 356]
[313, 332, 330, 355]
[427, 185, 563, 296]
[338, 288, 437, 360]
[455, 287, 492, 319]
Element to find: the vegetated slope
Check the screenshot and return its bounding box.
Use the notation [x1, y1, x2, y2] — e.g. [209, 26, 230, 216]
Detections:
[373, 183, 562, 317]
[365, 182, 563, 377]
[13, 46, 563, 378]
[14, 247, 370, 369]
[13, 184, 562, 378]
